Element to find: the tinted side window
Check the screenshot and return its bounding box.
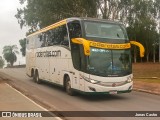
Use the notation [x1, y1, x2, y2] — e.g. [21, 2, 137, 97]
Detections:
[68, 20, 82, 38]
[68, 21, 87, 71]
[47, 25, 69, 47]
[32, 24, 69, 48]
[34, 34, 43, 48]
[28, 36, 35, 49]
[59, 25, 69, 47]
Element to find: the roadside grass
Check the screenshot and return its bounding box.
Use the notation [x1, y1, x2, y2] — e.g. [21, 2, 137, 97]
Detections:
[135, 79, 160, 83]
[133, 63, 160, 84]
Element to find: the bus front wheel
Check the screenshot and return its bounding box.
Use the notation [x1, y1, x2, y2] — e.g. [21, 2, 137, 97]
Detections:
[65, 76, 75, 96]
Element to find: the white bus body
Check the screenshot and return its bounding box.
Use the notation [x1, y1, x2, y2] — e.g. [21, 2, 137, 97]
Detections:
[26, 18, 133, 95]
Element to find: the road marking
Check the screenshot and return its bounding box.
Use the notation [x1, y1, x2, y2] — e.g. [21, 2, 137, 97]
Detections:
[5, 83, 62, 120]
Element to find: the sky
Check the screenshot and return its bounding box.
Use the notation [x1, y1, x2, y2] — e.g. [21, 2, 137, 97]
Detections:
[0, 0, 28, 65]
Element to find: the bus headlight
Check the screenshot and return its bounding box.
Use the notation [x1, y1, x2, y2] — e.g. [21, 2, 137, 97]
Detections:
[83, 76, 99, 84]
[90, 80, 100, 84]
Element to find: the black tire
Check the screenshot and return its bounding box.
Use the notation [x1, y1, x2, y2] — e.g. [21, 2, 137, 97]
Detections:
[65, 76, 76, 96]
[34, 71, 41, 84]
[31, 69, 34, 77]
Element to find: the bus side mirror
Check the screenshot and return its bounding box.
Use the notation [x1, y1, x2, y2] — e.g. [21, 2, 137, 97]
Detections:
[71, 38, 90, 56]
[130, 41, 145, 58]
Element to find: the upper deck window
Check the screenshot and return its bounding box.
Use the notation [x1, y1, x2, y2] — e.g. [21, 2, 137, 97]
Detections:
[84, 21, 128, 40]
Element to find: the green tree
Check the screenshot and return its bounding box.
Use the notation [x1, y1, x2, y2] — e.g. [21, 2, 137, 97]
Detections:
[3, 45, 19, 67]
[19, 38, 26, 56]
[16, 0, 160, 62]
[96, 0, 132, 23]
[15, 0, 97, 33]
[0, 56, 5, 68]
[127, 0, 159, 62]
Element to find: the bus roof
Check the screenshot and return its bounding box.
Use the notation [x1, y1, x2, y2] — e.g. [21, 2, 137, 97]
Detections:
[27, 19, 67, 37]
[27, 17, 122, 38]
[67, 17, 121, 24]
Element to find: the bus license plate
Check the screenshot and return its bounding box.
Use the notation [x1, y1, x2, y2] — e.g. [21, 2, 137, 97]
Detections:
[109, 90, 117, 94]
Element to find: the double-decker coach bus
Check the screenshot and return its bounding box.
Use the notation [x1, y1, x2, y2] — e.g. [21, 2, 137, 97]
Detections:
[26, 17, 144, 95]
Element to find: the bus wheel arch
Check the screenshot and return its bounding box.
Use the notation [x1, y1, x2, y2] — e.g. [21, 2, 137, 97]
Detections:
[63, 74, 76, 96]
[63, 74, 68, 89]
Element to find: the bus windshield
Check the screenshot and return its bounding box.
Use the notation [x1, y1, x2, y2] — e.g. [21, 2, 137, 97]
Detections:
[88, 48, 132, 77]
[84, 21, 128, 40]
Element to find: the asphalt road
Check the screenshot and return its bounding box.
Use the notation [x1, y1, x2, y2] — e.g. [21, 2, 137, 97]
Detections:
[0, 68, 160, 120]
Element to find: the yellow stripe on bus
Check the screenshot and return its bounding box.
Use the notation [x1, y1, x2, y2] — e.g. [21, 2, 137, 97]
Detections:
[90, 41, 131, 49]
[72, 38, 131, 56]
[27, 19, 67, 37]
[130, 41, 145, 57]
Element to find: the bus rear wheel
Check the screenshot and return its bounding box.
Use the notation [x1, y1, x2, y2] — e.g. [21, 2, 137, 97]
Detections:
[34, 71, 41, 84]
[65, 76, 75, 96]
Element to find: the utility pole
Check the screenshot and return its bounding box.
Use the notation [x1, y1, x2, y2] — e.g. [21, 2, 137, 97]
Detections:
[159, 37, 160, 63]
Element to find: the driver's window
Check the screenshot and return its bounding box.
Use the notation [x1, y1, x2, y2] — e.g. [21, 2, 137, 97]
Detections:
[67, 20, 82, 38]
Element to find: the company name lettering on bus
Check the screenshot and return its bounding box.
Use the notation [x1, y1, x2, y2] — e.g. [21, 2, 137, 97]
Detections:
[36, 50, 61, 57]
[90, 42, 131, 49]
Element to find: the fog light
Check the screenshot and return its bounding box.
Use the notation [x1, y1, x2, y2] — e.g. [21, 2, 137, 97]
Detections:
[88, 87, 96, 92]
[128, 85, 132, 90]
